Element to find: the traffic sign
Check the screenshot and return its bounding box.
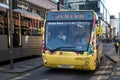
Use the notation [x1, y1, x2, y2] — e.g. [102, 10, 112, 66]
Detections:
[96, 25, 102, 34]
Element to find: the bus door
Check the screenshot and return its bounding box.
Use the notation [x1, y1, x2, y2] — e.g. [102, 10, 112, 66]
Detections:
[13, 12, 22, 48]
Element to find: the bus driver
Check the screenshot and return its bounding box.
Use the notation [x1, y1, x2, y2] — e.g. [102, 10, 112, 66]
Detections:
[57, 30, 67, 41]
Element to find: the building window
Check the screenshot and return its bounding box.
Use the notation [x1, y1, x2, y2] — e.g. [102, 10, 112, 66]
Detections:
[0, 0, 7, 4]
[28, 7, 32, 12]
[36, 10, 40, 15]
[32, 9, 37, 13]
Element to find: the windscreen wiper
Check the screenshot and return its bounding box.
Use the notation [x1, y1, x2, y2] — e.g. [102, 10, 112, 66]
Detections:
[46, 46, 76, 52]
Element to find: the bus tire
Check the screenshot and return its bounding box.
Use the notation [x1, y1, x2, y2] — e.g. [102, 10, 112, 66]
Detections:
[96, 58, 100, 69]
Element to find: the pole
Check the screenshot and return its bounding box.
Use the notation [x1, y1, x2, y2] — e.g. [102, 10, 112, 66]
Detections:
[57, 0, 60, 10]
[9, 0, 14, 69]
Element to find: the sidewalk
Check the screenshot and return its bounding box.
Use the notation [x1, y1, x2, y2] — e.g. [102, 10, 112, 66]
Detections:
[1, 57, 43, 73]
[105, 48, 120, 63]
[104, 43, 120, 80]
[0, 57, 43, 80]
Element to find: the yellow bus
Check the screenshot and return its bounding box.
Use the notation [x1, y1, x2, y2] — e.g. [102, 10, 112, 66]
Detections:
[42, 10, 103, 70]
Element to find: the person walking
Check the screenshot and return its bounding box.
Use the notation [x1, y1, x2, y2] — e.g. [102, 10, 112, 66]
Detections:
[114, 36, 120, 53]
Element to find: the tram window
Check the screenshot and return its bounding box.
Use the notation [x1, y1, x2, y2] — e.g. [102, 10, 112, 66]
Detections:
[4, 17, 8, 34]
[4, 25, 8, 34]
[0, 11, 9, 35]
[29, 19, 41, 36]
[0, 15, 5, 34]
[40, 21, 44, 27]
[0, 24, 4, 34]
[21, 18, 30, 35]
[21, 17, 42, 36]
[13, 33, 20, 47]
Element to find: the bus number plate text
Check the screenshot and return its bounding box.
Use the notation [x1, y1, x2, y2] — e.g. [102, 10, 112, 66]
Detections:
[60, 65, 72, 69]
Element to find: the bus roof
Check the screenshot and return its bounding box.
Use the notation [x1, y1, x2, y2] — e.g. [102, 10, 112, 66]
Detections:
[46, 10, 95, 21]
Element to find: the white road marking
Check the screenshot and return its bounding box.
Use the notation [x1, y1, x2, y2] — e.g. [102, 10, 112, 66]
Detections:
[97, 62, 110, 80]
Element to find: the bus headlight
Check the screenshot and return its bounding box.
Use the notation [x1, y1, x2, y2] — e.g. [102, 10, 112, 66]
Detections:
[85, 62, 89, 66]
[84, 57, 90, 66]
[86, 57, 90, 61]
[44, 59, 47, 64]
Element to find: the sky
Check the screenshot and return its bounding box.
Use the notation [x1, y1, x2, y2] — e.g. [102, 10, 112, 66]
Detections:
[106, 0, 120, 18]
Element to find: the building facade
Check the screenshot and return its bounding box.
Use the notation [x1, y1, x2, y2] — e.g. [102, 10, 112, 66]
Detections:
[110, 15, 118, 39]
[0, 0, 66, 18]
[119, 12, 120, 32]
[59, 0, 111, 39]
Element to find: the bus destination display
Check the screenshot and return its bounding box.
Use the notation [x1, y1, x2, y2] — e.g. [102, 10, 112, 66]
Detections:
[46, 11, 93, 21]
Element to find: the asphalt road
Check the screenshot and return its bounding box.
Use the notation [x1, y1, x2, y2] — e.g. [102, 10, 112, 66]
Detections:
[9, 43, 115, 80]
[10, 60, 114, 80]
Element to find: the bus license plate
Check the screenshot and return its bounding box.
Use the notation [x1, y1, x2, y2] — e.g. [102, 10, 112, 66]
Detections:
[60, 65, 72, 69]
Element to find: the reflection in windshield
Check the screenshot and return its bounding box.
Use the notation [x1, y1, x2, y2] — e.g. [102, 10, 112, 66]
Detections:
[45, 21, 92, 51]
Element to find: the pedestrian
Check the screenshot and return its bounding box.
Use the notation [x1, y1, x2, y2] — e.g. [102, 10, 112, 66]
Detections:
[114, 36, 120, 53]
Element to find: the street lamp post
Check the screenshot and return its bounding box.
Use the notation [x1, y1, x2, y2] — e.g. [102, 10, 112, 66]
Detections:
[9, 0, 14, 69]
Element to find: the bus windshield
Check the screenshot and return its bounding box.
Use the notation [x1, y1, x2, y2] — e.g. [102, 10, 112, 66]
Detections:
[45, 21, 92, 52]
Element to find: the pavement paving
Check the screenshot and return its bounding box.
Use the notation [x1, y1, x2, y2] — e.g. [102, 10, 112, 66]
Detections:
[2, 57, 43, 73]
[0, 43, 119, 80]
[104, 43, 120, 80]
[0, 57, 43, 80]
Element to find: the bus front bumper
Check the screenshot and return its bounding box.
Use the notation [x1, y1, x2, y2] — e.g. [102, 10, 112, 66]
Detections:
[42, 54, 96, 70]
